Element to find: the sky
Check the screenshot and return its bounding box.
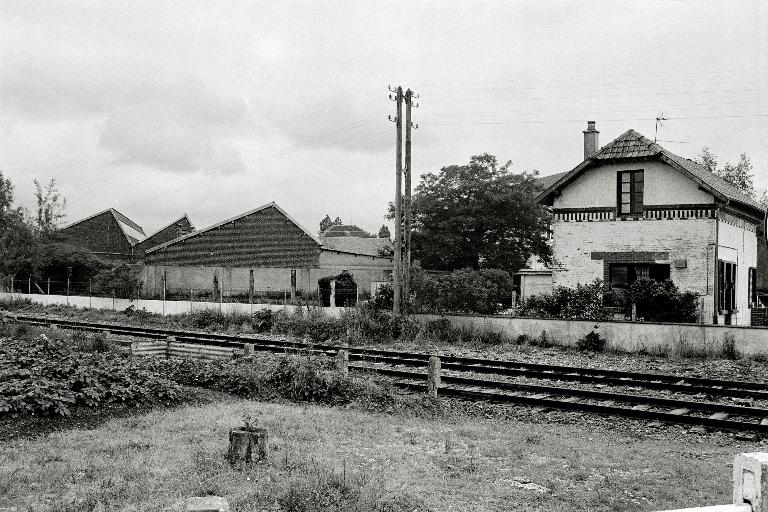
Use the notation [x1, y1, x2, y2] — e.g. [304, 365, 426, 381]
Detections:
[1, 0, 766, 237]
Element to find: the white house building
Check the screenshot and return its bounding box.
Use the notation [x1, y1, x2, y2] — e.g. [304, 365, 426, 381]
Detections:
[532, 122, 765, 326]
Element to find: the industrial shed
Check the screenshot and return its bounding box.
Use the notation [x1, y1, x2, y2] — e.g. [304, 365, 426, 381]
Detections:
[141, 202, 392, 299]
[60, 208, 147, 265]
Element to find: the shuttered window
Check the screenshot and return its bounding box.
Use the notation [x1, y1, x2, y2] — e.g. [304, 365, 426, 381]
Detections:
[617, 170, 644, 215]
[718, 260, 737, 311]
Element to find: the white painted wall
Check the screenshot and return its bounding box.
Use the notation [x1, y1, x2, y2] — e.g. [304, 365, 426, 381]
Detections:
[717, 216, 759, 325]
[554, 160, 714, 209]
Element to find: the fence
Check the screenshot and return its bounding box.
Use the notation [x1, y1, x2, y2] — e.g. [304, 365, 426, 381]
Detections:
[0, 291, 347, 318]
[1, 277, 365, 308]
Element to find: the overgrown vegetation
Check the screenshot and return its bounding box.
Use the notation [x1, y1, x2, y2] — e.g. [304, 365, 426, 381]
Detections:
[0, 327, 181, 416]
[517, 278, 700, 323]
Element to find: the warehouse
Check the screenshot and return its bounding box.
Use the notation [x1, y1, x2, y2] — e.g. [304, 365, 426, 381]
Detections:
[141, 202, 392, 300]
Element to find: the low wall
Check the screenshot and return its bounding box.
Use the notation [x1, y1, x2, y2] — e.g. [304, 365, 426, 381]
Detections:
[0, 292, 346, 318]
[414, 314, 768, 356]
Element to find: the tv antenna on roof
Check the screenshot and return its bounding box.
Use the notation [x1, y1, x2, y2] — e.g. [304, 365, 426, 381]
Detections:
[655, 113, 668, 143]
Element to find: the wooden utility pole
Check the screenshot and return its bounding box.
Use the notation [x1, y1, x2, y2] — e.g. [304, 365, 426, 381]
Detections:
[403, 89, 418, 313]
[390, 85, 404, 316]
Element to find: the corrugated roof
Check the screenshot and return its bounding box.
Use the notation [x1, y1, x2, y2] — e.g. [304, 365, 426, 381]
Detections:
[536, 128, 766, 214]
[61, 208, 146, 245]
[321, 237, 391, 257]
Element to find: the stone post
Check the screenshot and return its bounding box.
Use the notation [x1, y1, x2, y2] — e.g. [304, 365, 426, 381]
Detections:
[734, 452, 767, 512]
[427, 356, 441, 398]
[243, 343, 254, 357]
[336, 349, 349, 376]
[329, 279, 336, 307]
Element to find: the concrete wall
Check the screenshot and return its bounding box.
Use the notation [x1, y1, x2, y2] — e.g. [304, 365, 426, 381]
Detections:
[553, 160, 713, 209]
[0, 292, 346, 317]
[415, 313, 768, 357]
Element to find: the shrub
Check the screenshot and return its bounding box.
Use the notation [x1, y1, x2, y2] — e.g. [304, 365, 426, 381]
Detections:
[410, 267, 513, 315]
[576, 329, 606, 352]
[252, 308, 274, 333]
[625, 278, 700, 323]
[517, 279, 614, 320]
[92, 264, 142, 299]
[0, 332, 181, 416]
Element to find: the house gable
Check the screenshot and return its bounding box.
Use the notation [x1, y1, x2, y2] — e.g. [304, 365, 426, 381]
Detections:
[134, 214, 194, 256]
[60, 209, 138, 257]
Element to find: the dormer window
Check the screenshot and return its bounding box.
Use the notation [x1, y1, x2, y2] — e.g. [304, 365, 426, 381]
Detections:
[617, 170, 644, 215]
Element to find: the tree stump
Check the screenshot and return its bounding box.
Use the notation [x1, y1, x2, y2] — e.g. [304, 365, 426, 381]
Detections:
[228, 427, 268, 463]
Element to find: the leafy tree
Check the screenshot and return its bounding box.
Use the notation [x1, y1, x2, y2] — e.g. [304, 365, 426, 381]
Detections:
[333, 216, 343, 225]
[696, 147, 756, 199]
[389, 154, 552, 274]
[34, 178, 66, 240]
[0, 172, 35, 290]
[319, 214, 333, 233]
[377, 225, 391, 239]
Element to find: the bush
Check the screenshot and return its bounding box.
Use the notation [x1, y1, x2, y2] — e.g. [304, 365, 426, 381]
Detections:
[516, 279, 614, 320]
[92, 264, 142, 299]
[252, 308, 274, 333]
[625, 278, 700, 323]
[0, 331, 181, 416]
[576, 329, 606, 352]
[411, 267, 513, 315]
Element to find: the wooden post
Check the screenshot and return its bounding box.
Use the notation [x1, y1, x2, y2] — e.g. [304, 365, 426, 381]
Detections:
[249, 270, 254, 305]
[190, 287, 194, 313]
[162, 269, 166, 315]
[28, 277, 31, 295]
[427, 356, 441, 398]
[243, 343, 254, 357]
[47, 277, 50, 296]
[330, 279, 336, 308]
[228, 427, 268, 463]
[631, 302, 637, 321]
[336, 349, 349, 376]
[290, 270, 297, 303]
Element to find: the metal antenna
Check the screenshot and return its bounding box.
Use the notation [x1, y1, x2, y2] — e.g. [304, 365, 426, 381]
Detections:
[655, 113, 667, 143]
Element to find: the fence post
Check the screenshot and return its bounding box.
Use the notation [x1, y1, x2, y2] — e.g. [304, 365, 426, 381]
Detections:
[66, 266, 72, 305]
[47, 277, 50, 296]
[112, 289, 115, 310]
[162, 270, 166, 316]
[89, 279, 92, 308]
[336, 349, 349, 376]
[28, 277, 31, 295]
[330, 279, 336, 308]
[428, 356, 441, 398]
[190, 287, 193, 313]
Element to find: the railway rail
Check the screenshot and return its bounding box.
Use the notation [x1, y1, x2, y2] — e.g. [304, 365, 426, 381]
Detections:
[7, 312, 768, 435]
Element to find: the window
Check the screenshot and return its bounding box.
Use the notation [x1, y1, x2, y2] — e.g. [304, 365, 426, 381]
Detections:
[749, 267, 757, 307]
[617, 170, 644, 215]
[609, 263, 670, 289]
[718, 260, 737, 311]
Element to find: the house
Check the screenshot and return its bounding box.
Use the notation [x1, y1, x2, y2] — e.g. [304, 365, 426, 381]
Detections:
[532, 121, 766, 326]
[60, 209, 193, 265]
[140, 202, 392, 299]
[59, 208, 148, 265]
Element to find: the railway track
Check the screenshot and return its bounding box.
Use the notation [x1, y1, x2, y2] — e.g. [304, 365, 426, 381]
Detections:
[8, 312, 768, 435]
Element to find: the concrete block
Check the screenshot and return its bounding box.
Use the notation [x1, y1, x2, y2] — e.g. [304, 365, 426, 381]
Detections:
[243, 343, 254, 357]
[185, 496, 229, 512]
[734, 452, 768, 512]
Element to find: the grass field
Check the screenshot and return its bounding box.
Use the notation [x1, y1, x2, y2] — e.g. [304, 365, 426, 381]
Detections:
[0, 396, 756, 512]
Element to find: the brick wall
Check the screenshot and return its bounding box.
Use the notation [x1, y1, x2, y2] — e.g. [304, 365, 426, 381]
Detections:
[552, 217, 716, 320]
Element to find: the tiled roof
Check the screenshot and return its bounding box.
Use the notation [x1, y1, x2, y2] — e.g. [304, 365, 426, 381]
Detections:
[321, 224, 371, 237]
[321, 237, 391, 257]
[536, 128, 766, 214]
[592, 129, 663, 160]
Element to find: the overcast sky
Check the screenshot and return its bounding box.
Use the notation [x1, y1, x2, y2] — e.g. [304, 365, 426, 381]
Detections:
[1, 0, 766, 236]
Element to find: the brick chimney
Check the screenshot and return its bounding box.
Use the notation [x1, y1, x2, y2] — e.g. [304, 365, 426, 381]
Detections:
[583, 121, 599, 160]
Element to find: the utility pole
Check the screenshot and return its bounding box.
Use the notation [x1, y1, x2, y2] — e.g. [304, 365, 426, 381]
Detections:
[403, 88, 418, 313]
[389, 85, 404, 316]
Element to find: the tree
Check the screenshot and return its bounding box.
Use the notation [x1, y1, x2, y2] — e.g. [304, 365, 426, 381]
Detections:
[0, 172, 35, 290]
[378, 225, 391, 239]
[696, 147, 756, 198]
[388, 154, 552, 274]
[34, 178, 66, 240]
[333, 216, 343, 225]
[319, 214, 333, 233]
